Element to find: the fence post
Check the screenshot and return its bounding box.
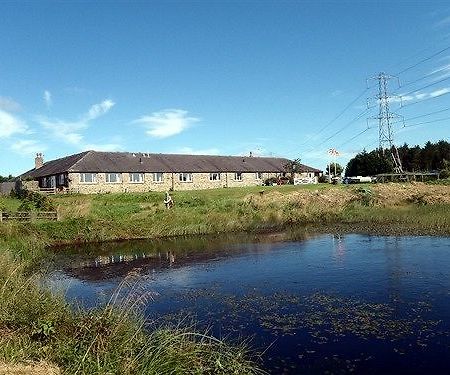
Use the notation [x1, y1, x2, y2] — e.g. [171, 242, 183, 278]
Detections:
[0, 211, 2, 223]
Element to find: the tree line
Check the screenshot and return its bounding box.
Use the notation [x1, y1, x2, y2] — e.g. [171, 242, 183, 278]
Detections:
[0, 175, 14, 183]
[345, 140, 450, 177]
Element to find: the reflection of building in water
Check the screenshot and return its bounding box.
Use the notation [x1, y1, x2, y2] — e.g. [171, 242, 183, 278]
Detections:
[79, 252, 155, 268]
[332, 234, 346, 261]
[61, 231, 326, 281]
[168, 251, 175, 266]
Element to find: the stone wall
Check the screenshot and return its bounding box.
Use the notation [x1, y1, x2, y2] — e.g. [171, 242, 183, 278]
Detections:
[21, 180, 40, 192]
[0, 182, 16, 195]
[68, 171, 281, 194]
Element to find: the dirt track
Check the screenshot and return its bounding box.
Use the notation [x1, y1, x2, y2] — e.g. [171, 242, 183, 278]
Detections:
[0, 362, 59, 375]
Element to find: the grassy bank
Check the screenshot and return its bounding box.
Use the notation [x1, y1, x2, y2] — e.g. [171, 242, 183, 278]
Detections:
[5, 182, 447, 245]
[0, 248, 264, 374]
[0, 182, 449, 373]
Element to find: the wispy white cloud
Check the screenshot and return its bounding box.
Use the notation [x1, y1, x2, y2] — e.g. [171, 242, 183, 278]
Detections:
[331, 89, 344, 97]
[84, 99, 115, 121]
[429, 87, 450, 97]
[36, 99, 115, 145]
[0, 97, 21, 112]
[82, 143, 123, 152]
[398, 86, 450, 103]
[435, 15, 450, 28]
[10, 139, 47, 155]
[430, 63, 450, 75]
[174, 147, 220, 155]
[44, 90, 52, 108]
[0, 109, 28, 138]
[36, 116, 85, 145]
[135, 109, 199, 138]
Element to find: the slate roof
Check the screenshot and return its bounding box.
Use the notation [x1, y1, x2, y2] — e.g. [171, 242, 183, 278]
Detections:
[21, 151, 321, 178]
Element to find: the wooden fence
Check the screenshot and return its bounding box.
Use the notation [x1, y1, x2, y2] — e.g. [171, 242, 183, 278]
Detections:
[0, 211, 59, 222]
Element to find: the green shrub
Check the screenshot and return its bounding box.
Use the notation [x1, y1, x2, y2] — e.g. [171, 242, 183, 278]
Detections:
[11, 189, 55, 211]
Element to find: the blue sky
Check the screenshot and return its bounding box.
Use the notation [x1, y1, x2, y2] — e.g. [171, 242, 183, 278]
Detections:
[1, 0, 450, 175]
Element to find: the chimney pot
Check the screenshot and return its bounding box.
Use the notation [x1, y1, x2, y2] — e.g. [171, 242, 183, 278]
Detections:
[35, 153, 44, 169]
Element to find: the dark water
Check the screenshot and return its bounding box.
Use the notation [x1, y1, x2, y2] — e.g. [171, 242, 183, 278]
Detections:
[46, 231, 450, 374]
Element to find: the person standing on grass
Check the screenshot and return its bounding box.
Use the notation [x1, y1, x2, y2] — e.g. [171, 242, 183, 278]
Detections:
[164, 191, 174, 209]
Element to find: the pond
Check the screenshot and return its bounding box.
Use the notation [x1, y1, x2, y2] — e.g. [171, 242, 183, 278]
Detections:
[46, 231, 450, 374]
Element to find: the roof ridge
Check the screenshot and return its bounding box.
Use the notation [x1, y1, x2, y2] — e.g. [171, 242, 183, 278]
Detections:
[68, 150, 94, 172]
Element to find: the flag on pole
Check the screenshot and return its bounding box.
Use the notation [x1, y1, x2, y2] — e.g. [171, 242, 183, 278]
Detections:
[328, 148, 340, 156]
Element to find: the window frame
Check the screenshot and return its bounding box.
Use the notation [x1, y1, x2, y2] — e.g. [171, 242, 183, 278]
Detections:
[179, 172, 193, 183]
[209, 172, 221, 181]
[255, 172, 263, 180]
[234, 172, 243, 181]
[58, 173, 65, 185]
[80, 173, 97, 184]
[105, 173, 122, 184]
[129, 173, 144, 183]
[153, 172, 164, 183]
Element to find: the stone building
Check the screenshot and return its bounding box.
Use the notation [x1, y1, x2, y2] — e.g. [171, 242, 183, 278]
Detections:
[20, 151, 322, 194]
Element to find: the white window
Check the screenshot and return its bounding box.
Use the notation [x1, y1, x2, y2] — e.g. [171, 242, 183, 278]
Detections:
[255, 172, 263, 180]
[234, 172, 242, 181]
[106, 173, 122, 183]
[153, 172, 163, 183]
[80, 173, 97, 183]
[209, 172, 221, 181]
[58, 174, 65, 185]
[179, 173, 192, 182]
[129, 173, 144, 183]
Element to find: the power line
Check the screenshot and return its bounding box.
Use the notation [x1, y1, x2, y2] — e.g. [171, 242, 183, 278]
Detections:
[403, 115, 450, 128]
[392, 106, 450, 124]
[337, 126, 374, 148]
[385, 34, 450, 73]
[401, 90, 450, 108]
[397, 64, 450, 90]
[395, 45, 450, 76]
[296, 88, 369, 149]
[397, 75, 450, 97]
[305, 108, 370, 152]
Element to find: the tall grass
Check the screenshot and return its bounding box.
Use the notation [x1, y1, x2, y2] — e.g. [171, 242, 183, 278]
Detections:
[3, 184, 446, 246]
[0, 250, 265, 374]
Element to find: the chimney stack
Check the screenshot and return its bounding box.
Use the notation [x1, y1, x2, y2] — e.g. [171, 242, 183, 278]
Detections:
[35, 153, 44, 169]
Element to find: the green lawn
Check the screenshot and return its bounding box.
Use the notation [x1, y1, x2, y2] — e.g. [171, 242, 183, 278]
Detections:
[0, 196, 21, 212]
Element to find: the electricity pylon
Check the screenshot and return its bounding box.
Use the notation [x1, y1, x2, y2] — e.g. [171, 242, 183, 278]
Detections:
[370, 72, 404, 173]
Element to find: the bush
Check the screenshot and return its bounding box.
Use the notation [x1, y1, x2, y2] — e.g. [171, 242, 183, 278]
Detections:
[318, 175, 328, 183]
[11, 189, 55, 211]
[264, 177, 278, 186]
[440, 169, 450, 179]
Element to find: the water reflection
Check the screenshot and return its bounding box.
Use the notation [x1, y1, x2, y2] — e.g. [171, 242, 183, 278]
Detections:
[47, 232, 450, 374]
[53, 230, 317, 281]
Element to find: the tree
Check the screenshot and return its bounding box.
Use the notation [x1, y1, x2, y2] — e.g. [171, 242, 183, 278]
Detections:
[345, 150, 391, 176]
[0, 175, 14, 183]
[284, 158, 303, 182]
[344, 140, 450, 176]
[325, 162, 343, 176]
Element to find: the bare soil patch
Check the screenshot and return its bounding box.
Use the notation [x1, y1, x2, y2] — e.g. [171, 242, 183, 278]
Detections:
[0, 362, 60, 375]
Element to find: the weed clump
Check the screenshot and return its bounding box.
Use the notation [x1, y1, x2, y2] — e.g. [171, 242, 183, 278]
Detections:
[10, 189, 55, 211]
